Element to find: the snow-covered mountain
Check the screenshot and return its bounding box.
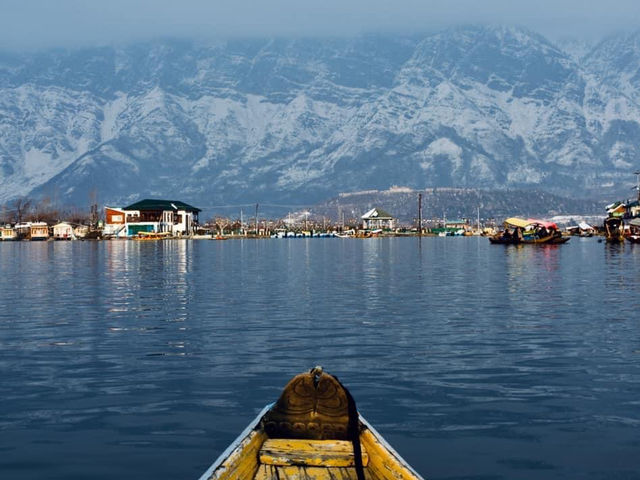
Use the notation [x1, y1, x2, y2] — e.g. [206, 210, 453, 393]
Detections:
[1, 26, 640, 210]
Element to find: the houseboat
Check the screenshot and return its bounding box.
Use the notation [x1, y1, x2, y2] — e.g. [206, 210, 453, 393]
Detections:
[29, 222, 49, 241]
[53, 222, 74, 240]
[14, 223, 31, 240]
[1, 225, 17, 241]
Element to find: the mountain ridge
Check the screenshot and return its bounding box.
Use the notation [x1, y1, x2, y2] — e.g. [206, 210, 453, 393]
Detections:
[2, 26, 640, 210]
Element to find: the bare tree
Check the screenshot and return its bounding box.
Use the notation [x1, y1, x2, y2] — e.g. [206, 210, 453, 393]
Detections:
[214, 216, 231, 236]
[12, 197, 32, 224]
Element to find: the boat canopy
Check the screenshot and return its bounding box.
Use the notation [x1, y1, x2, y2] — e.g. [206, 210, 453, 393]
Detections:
[504, 217, 530, 228]
[526, 218, 558, 229]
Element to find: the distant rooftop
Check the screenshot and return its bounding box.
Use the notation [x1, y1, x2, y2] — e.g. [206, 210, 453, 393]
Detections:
[362, 207, 394, 219]
[123, 199, 201, 213]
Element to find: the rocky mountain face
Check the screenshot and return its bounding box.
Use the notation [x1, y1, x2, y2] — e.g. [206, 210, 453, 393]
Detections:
[1, 26, 640, 214]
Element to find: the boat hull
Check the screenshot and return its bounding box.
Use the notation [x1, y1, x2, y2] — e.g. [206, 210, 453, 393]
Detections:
[605, 236, 625, 244]
[489, 233, 558, 245]
[199, 406, 423, 480]
[199, 368, 423, 480]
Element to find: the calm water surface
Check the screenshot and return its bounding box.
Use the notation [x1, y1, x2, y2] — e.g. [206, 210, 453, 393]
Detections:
[1, 238, 639, 479]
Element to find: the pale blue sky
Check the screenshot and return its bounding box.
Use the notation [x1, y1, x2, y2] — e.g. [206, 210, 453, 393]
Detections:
[2, 0, 640, 49]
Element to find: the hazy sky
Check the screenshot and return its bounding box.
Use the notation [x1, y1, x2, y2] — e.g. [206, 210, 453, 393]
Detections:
[2, 0, 640, 50]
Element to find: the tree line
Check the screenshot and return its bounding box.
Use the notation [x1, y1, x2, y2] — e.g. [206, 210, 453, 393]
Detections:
[0, 197, 95, 226]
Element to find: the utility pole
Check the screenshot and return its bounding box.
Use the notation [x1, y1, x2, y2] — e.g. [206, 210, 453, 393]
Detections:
[255, 203, 259, 236]
[635, 171, 640, 202]
[417, 193, 423, 235]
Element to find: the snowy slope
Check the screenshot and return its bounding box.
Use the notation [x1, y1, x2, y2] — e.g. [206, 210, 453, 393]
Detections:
[1, 26, 640, 208]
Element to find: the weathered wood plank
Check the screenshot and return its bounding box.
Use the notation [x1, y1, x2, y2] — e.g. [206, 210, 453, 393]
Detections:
[359, 429, 419, 480]
[207, 430, 266, 480]
[260, 439, 369, 467]
[254, 464, 279, 480]
[273, 466, 378, 480]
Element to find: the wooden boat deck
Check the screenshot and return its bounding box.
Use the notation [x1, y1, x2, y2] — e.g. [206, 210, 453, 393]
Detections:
[255, 438, 374, 479]
[255, 465, 379, 479]
[205, 425, 420, 480]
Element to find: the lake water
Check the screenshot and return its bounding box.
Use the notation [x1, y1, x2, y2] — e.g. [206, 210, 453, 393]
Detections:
[1, 237, 639, 480]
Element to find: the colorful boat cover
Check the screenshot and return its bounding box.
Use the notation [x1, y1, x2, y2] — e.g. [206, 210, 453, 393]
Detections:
[504, 217, 530, 228]
[525, 218, 558, 229]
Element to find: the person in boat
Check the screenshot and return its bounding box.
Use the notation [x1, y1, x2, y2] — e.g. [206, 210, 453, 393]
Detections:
[501, 229, 512, 240]
[513, 227, 523, 243]
[538, 226, 548, 238]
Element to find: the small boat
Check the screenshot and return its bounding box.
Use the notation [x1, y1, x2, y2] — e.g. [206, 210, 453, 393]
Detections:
[627, 218, 640, 243]
[603, 217, 625, 244]
[489, 217, 566, 245]
[134, 231, 171, 241]
[199, 367, 424, 480]
[336, 230, 356, 238]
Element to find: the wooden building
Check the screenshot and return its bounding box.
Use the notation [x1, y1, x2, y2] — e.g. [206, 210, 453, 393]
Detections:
[104, 199, 201, 237]
[361, 208, 395, 230]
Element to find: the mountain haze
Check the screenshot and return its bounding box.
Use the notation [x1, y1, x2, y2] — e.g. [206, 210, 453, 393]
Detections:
[1, 26, 640, 210]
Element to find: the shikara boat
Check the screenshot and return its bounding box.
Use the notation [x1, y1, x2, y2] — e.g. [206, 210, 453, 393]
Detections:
[198, 367, 423, 480]
[488, 233, 557, 244]
[489, 217, 567, 245]
[134, 231, 171, 241]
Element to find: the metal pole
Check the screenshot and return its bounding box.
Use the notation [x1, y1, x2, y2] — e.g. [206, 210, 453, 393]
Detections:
[418, 193, 422, 235]
[255, 203, 259, 236]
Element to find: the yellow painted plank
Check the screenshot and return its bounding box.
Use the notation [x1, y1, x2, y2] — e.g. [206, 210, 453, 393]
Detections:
[276, 465, 334, 479]
[207, 430, 267, 480]
[254, 464, 278, 480]
[273, 466, 378, 480]
[359, 430, 419, 480]
[260, 439, 368, 467]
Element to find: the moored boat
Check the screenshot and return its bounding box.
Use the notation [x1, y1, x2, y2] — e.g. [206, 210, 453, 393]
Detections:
[29, 222, 49, 241]
[603, 217, 625, 244]
[198, 367, 424, 480]
[134, 231, 171, 241]
[627, 218, 640, 243]
[1, 225, 18, 241]
[489, 217, 565, 245]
